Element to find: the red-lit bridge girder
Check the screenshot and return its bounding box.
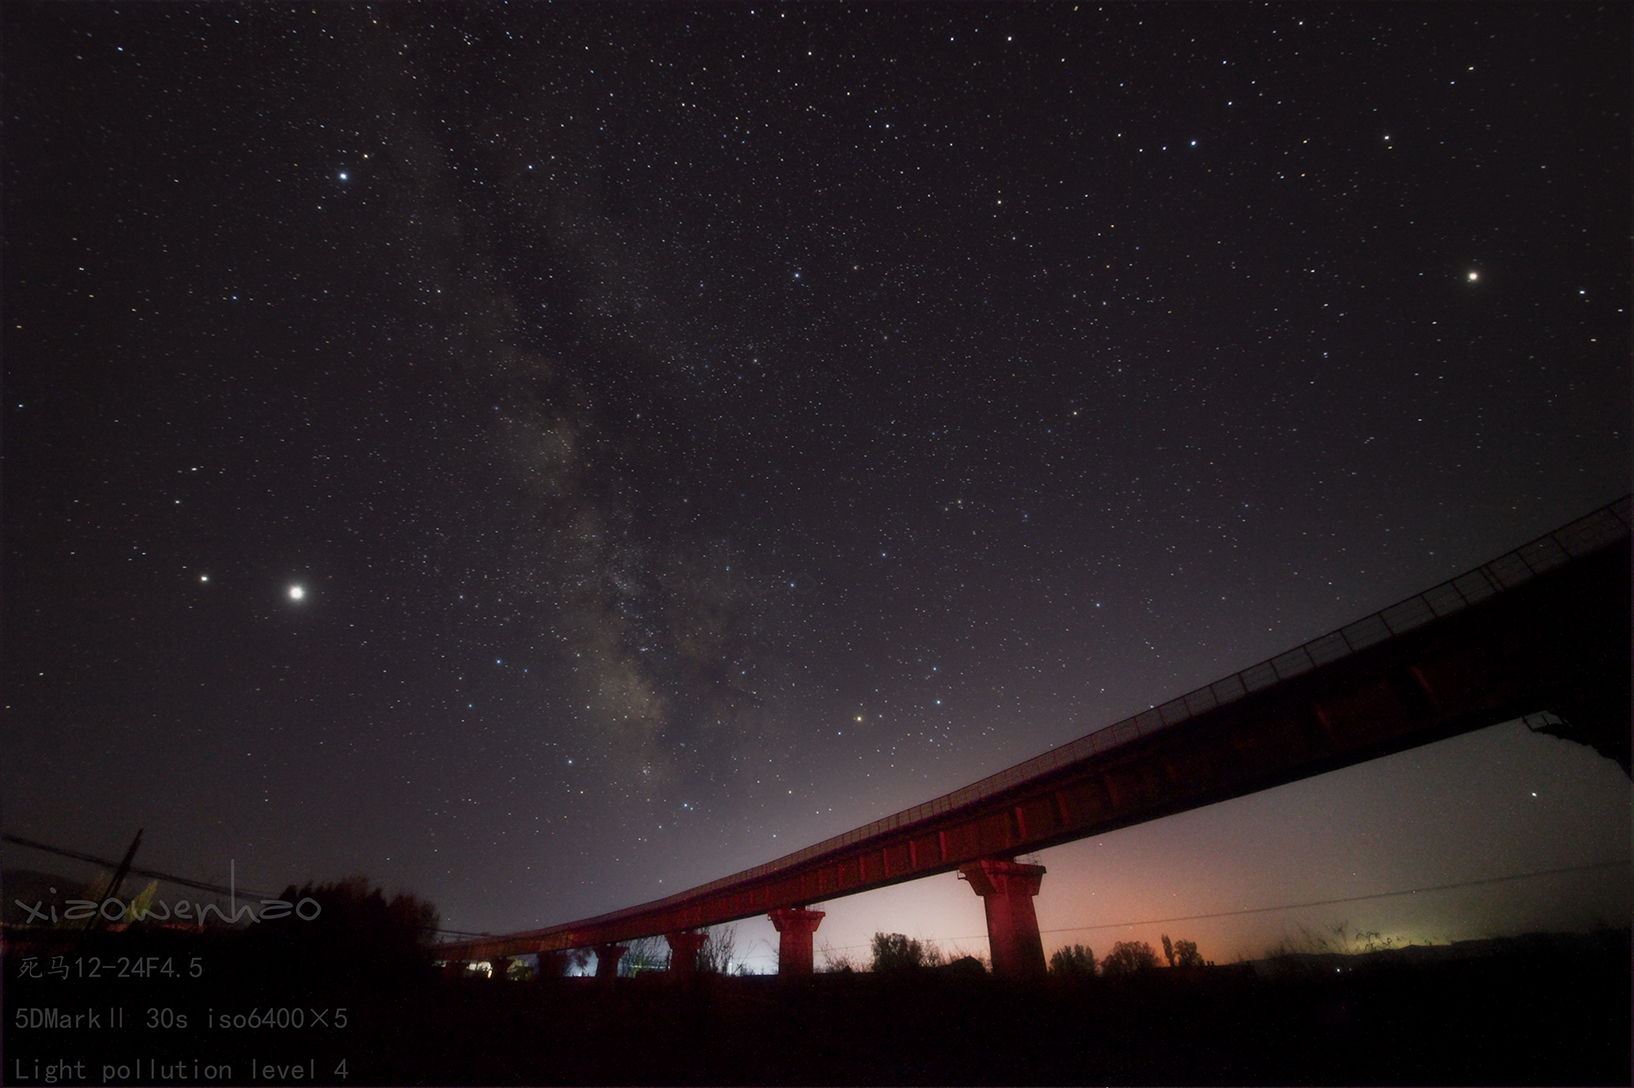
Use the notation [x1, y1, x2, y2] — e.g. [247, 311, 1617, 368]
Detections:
[438, 501, 1630, 966]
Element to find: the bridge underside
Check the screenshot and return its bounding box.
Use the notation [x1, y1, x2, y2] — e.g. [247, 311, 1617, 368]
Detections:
[442, 533, 1629, 968]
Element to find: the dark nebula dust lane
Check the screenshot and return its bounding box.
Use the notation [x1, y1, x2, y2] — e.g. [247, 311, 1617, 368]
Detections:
[3, 3, 1627, 960]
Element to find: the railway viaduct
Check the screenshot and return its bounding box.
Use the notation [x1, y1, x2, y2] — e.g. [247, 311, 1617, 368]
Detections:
[438, 498, 1630, 980]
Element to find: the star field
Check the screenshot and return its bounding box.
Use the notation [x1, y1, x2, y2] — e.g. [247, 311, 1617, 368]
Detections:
[4, 3, 1627, 962]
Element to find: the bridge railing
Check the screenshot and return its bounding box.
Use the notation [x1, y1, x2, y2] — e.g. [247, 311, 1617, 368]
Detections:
[447, 497, 1630, 943]
[666, 498, 1632, 902]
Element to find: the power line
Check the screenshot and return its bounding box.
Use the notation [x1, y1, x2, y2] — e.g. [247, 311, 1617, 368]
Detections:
[815, 859, 1630, 953]
[14, 830, 1621, 950]
[3, 831, 278, 902]
[0, 835, 616, 944]
[4, 832, 572, 941]
[1040, 858, 1631, 935]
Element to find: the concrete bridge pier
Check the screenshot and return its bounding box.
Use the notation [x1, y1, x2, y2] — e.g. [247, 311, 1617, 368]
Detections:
[535, 949, 564, 980]
[665, 930, 707, 976]
[593, 943, 627, 982]
[960, 858, 1047, 980]
[768, 907, 825, 975]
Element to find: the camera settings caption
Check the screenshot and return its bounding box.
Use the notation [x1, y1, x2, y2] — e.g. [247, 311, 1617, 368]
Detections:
[9, 1000, 350, 1084]
[17, 954, 205, 981]
[14, 1006, 349, 1030]
[9, 1057, 352, 1085]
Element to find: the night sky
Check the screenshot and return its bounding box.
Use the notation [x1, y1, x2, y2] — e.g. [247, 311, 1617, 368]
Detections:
[5, 3, 1628, 972]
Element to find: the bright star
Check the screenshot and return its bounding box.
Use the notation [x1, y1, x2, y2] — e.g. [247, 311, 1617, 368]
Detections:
[1467, 271, 1479, 282]
[338, 171, 348, 181]
[289, 585, 305, 600]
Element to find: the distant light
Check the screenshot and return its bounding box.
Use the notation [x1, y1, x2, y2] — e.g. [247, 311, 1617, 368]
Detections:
[289, 585, 305, 600]
[200, 574, 210, 583]
[1468, 271, 1479, 282]
[338, 171, 348, 181]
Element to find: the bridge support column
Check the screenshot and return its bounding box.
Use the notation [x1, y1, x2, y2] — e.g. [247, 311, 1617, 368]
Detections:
[535, 949, 566, 980]
[593, 944, 627, 982]
[487, 955, 512, 982]
[665, 931, 707, 977]
[768, 907, 825, 975]
[960, 858, 1047, 980]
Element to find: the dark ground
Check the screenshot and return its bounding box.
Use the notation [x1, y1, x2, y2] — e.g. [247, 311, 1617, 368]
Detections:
[4, 926, 1628, 1085]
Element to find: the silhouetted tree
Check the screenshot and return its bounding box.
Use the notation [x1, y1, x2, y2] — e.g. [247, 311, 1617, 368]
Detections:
[1101, 939, 1159, 977]
[818, 940, 863, 973]
[1161, 933, 1205, 968]
[244, 876, 439, 990]
[698, 923, 747, 974]
[1049, 944, 1096, 976]
[536, 948, 592, 978]
[619, 935, 668, 977]
[871, 932, 927, 972]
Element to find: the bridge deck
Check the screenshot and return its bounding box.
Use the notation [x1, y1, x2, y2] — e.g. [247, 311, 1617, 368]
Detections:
[441, 498, 1631, 962]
